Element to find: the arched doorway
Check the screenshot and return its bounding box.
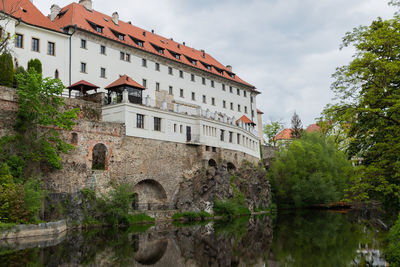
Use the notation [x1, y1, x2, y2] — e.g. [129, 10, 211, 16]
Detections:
[227, 162, 236, 172]
[208, 159, 217, 167]
[133, 179, 167, 210]
[92, 143, 107, 170]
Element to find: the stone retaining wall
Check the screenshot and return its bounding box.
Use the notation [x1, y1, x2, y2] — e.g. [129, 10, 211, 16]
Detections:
[0, 220, 67, 240]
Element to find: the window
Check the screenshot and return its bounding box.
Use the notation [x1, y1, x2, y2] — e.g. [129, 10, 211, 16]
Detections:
[229, 132, 233, 143]
[244, 91, 247, 97]
[180, 125, 183, 133]
[229, 86, 233, 93]
[191, 92, 195, 101]
[179, 70, 183, 78]
[168, 67, 173, 75]
[137, 114, 144, 128]
[251, 110, 255, 118]
[31, 38, 39, 52]
[120, 52, 125, 60]
[142, 58, 147, 67]
[251, 96, 254, 103]
[156, 82, 160, 91]
[222, 84, 226, 91]
[237, 88, 240, 95]
[202, 95, 206, 103]
[47, 42, 55, 55]
[237, 134, 240, 144]
[180, 89, 184, 98]
[15, 34, 23, 48]
[100, 45, 106, 54]
[223, 100, 226, 108]
[174, 124, 177, 132]
[81, 62, 87, 73]
[155, 63, 160, 71]
[96, 25, 103, 33]
[238, 104, 241, 112]
[245, 106, 248, 113]
[202, 77, 206, 85]
[230, 102, 233, 110]
[100, 67, 106, 78]
[142, 79, 147, 88]
[211, 97, 215, 106]
[81, 39, 86, 49]
[154, 117, 161, 131]
[54, 69, 59, 79]
[211, 80, 215, 87]
[169, 86, 173, 95]
[191, 74, 195, 82]
[220, 130, 225, 141]
[125, 53, 130, 62]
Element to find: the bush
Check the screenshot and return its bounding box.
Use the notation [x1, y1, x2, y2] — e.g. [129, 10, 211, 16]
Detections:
[269, 132, 352, 208]
[27, 58, 42, 74]
[385, 214, 400, 265]
[0, 53, 14, 87]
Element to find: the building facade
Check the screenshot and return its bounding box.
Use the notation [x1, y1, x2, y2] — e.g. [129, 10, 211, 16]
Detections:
[1, 0, 263, 159]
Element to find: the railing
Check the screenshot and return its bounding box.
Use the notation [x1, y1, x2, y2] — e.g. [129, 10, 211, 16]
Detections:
[133, 202, 176, 211]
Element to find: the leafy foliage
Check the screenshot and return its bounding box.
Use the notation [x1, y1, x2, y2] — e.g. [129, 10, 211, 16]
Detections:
[269, 132, 352, 208]
[172, 211, 211, 221]
[385, 214, 400, 265]
[263, 120, 284, 146]
[27, 58, 42, 74]
[320, 14, 400, 210]
[213, 186, 250, 218]
[0, 53, 14, 87]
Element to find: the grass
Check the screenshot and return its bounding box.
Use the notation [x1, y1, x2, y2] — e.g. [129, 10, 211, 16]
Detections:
[0, 222, 16, 231]
[126, 213, 155, 224]
[172, 211, 212, 221]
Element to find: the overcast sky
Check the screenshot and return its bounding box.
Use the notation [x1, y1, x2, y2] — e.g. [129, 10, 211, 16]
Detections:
[36, 0, 395, 127]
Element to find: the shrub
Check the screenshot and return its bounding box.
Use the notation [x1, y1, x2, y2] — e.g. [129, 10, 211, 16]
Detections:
[27, 58, 42, 74]
[172, 211, 211, 221]
[385, 214, 400, 265]
[0, 53, 14, 87]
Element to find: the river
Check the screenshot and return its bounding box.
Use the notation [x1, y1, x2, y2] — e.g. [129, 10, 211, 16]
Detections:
[0, 210, 389, 266]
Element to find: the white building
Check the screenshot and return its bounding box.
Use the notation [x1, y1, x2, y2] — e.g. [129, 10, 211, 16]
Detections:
[1, 0, 264, 159]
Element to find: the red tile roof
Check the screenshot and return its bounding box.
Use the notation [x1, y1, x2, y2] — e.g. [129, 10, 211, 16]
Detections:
[273, 128, 293, 141]
[306, 124, 321, 133]
[50, 2, 256, 90]
[105, 75, 145, 90]
[236, 115, 255, 125]
[0, 0, 60, 32]
[67, 80, 99, 90]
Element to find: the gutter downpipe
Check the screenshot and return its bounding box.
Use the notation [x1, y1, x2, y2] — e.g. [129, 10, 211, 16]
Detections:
[69, 25, 77, 86]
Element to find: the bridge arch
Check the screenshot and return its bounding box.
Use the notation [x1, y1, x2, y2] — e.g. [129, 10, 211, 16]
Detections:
[133, 179, 167, 210]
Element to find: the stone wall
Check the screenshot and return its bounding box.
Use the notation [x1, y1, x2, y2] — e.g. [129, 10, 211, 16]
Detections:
[0, 220, 67, 240]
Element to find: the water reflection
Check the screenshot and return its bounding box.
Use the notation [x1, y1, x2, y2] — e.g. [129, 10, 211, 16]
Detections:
[0, 211, 388, 267]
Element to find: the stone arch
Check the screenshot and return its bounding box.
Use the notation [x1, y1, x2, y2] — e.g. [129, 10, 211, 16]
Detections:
[227, 162, 236, 172]
[134, 238, 168, 265]
[92, 143, 107, 170]
[208, 159, 217, 167]
[133, 179, 167, 210]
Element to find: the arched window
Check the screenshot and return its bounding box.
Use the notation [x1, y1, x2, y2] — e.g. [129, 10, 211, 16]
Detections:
[54, 69, 59, 79]
[92, 143, 107, 170]
[208, 159, 217, 167]
[71, 132, 78, 145]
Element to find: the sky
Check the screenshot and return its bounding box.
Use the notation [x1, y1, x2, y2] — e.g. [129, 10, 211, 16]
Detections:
[35, 0, 396, 127]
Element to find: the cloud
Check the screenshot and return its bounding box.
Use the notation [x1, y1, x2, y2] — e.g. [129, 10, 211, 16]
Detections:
[36, 0, 396, 126]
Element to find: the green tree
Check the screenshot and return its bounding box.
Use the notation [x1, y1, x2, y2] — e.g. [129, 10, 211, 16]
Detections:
[263, 120, 284, 146]
[0, 53, 14, 87]
[321, 11, 400, 209]
[27, 58, 42, 74]
[269, 132, 352, 208]
[290, 111, 303, 139]
[385, 213, 400, 265]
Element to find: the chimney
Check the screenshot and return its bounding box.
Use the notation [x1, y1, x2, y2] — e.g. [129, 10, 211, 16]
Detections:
[50, 4, 61, 21]
[201, 49, 205, 58]
[151, 29, 154, 34]
[79, 0, 92, 11]
[183, 42, 186, 46]
[112, 12, 119, 25]
[226, 65, 232, 71]
[127, 21, 131, 24]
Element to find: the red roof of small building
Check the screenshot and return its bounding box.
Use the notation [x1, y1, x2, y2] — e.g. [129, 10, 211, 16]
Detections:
[0, 0, 61, 32]
[50, 2, 256, 90]
[236, 115, 256, 125]
[306, 124, 321, 133]
[67, 80, 99, 90]
[273, 128, 293, 141]
[105, 75, 145, 90]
